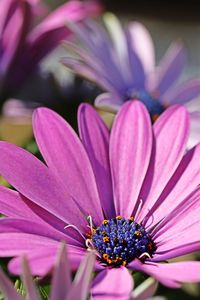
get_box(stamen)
[64,224,86,241]
[135,199,143,221]
[139,252,151,260]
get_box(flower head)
[0,243,95,300]
[0,0,101,102]
[0,101,200,297]
[62,13,200,147]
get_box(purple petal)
[130,260,200,288]
[144,142,200,228]
[127,22,155,75]
[0,267,22,300]
[91,267,134,299]
[110,101,152,217]
[65,251,96,300]
[0,141,87,230]
[33,107,103,225]
[162,79,200,105]
[149,41,187,96]
[22,257,41,300]
[50,244,71,300]
[138,105,189,224]
[78,103,115,219]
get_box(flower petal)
[33,107,103,225]
[187,111,200,149]
[78,103,115,218]
[50,244,71,300]
[0,267,22,300]
[91,267,134,300]
[8,244,86,276]
[95,93,123,113]
[0,141,87,230]
[127,22,155,75]
[110,100,152,217]
[150,41,187,96]
[65,251,96,300]
[22,257,41,300]
[138,105,189,223]
[162,79,200,105]
[144,142,200,227]
[130,260,200,288]
[132,277,158,300]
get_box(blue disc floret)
[91,216,156,267]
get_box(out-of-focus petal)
[187,111,200,148]
[110,101,152,217]
[78,104,115,218]
[22,257,41,300]
[91,267,133,300]
[149,41,187,96]
[50,244,71,300]
[132,277,158,300]
[0,267,22,300]
[65,251,96,300]
[95,93,123,113]
[128,22,155,75]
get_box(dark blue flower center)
[91,216,156,267]
[126,89,165,121]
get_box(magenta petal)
[145,142,200,227]
[110,100,152,217]
[138,105,189,224]
[0,141,87,230]
[91,267,134,300]
[33,107,103,225]
[150,41,187,96]
[9,245,85,276]
[130,260,200,288]
[78,103,115,218]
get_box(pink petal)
[110,100,152,217]
[78,103,115,218]
[187,111,200,149]
[91,267,134,300]
[150,41,187,96]
[128,22,155,75]
[50,244,71,300]
[144,142,200,227]
[130,260,200,288]
[138,105,189,224]
[33,108,103,225]
[9,244,86,276]
[0,141,87,230]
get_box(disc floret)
[91,216,156,267]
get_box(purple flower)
[0,101,200,297]
[0,0,101,101]
[62,14,200,147]
[0,243,95,300]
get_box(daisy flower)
[0,101,200,298]
[62,13,200,147]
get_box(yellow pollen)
[103,236,110,243]
[116,216,122,220]
[128,217,134,221]
[102,219,108,225]
[135,230,141,237]
[122,261,127,266]
[103,254,109,260]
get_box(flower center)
[126,89,165,121]
[91,216,156,267]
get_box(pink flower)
[0,101,200,298]
[0,0,101,100]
